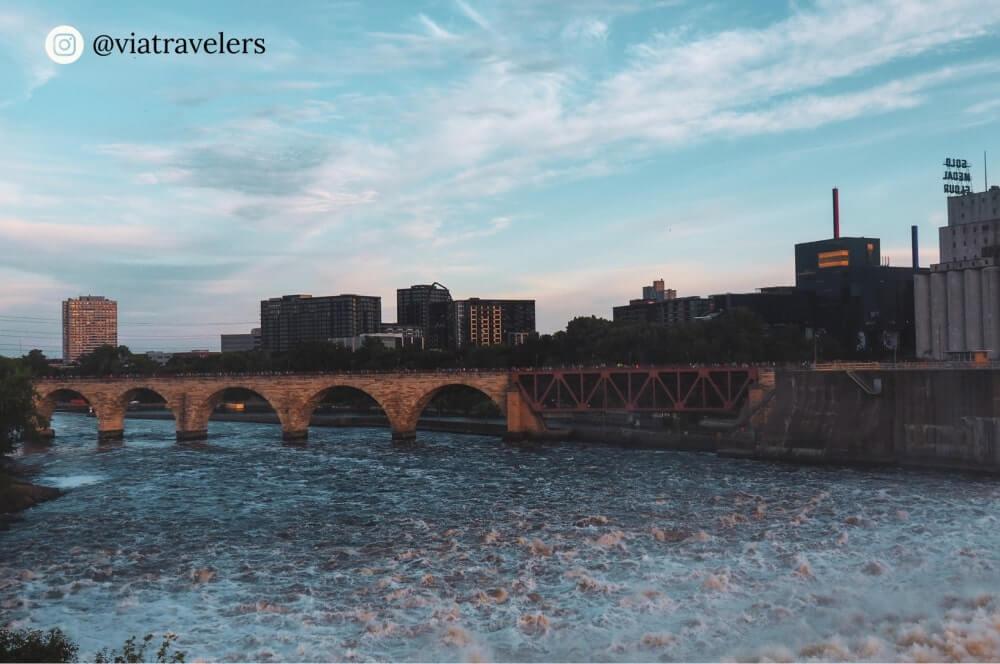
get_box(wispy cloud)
[455,0,493,33]
[0,9,57,106]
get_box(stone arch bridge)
[33,371,545,443]
[32,367,758,443]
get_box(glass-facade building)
[260,294,381,352]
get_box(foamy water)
[3,413,1000,661]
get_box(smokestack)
[911,225,919,270]
[832,187,840,239]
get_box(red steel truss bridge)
[512,366,759,414]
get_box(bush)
[0,627,78,663]
[0,629,185,663]
[95,634,185,663]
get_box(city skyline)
[2,0,1000,354]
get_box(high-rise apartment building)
[396,283,452,348]
[62,295,118,362]
[260,294,381,352]
[448,298,535,348]
[642,279,677,302]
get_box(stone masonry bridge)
[33,371,546,443]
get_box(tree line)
[25,311,820,378]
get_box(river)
[3,413,1000,661]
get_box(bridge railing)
[512,366,759,413]
[34,363,771,381]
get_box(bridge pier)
[391,430,417,446]
[176,429,208,442]
[505,389,548,439]
[98,428,124,443]
[282,429,309,443]
[31,428,55,442]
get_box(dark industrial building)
[448,298,536,348]
[793,236,919,354]
[616,189,923,358]
[396,283,452,349]
[709,288,810,327]
[260,294,381,352]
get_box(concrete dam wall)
[749,368,1000,472]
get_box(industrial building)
[619,189,921,358]
[260,294,381,352]
[709,287,810,327]
[62,295,117,363]
[915,186,1000,360]
[794,234,918,355]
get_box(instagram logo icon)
[45,25,84,64]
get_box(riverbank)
[0,467,62,521]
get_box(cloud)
[455,0,492,32]
[418,14,457,41]
[0,218,175,251]
[562,18,608,42]
[966,98,1000,115]
[5,0,1000,337]
[0,9,57,106]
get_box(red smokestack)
[832,187,840,239]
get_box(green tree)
[21,349,52,377]
[0,357,42,455]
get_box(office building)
[915,186,1000,359]
[221,328,262,353]
[260,294,381,352]
[449,298,536,348]
[396,283,452,347]
[62,295,117,363]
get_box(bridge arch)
[34,385,119,442]
[186,385,291,441]
[106,386,179,435]
[393,380,509,442]
[287,383,393,442]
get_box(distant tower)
[62,295,118,362]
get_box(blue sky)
[1,0,999,355]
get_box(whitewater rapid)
[2,413,1000,661]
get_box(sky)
[1,0,999,356]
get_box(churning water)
[3,413,1000,661]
